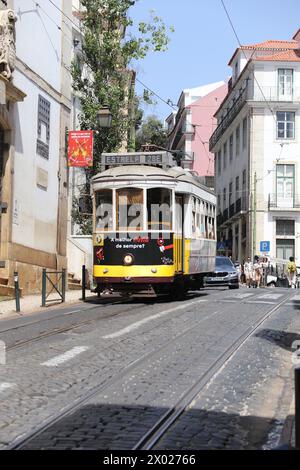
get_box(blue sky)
[129,0,300,120]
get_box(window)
[229,134,233,161]
[276,219,295,236]
[229,182,233,206]
[235,176,239,193]
[278,69,293,99]
[37,95,51,159]
[217,150,221,175]
[223,187,226,209]
[236,126,240,157]
[276,239,294,260]
[223,142,227,169]
[95,190,113,231]
[147,188,172,231]
[242,117,247,148]
[276,164,294,206]
[116,188,143,231]
[217,195,221,214]
[276,111,295,139]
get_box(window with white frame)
[242,117,247,149]
[223,142,227,169]
[217,150,221,175]
[276,111,295,139]
[278,69,293,99]
[229,134,233,161]
[276,219,295,260]
[236,125,240,157]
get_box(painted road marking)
[230,293,254,299]
[246,300,276,305]
[0,383,15,393]
[41,346,89,367]
[102,299,208,339]
[291,295,300,301]
[257,293,284,300]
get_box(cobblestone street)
[0,287,298,450]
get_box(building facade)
[0,0,71,294]
[210,29,300,264]
[166,82,227,178]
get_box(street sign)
[260,241,270,253]
[101,152,175,168]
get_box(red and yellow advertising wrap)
[68,130,94,167]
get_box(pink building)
[166,82,227,179]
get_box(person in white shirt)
[244,257,253,288]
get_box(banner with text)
[68,130,94,167]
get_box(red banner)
[68,130,94,167]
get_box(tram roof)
[92,165,215,195]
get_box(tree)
[135,115,167,151]
[71,0,173,233]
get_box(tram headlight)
[123,253,134,266]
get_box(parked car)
[204,256,239,289]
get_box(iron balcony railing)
[217,198,247,228]
[268,194,300,209]
[209,87,248,151]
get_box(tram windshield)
[116,188,143,231]
[147,188,172,231]
[95,190,113,231]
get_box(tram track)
[7,290,293,450]
[133,291,295,450]
[3,300,147,351]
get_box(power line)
[136,77,177,111]
[47,0,80,29]
[220,0,277,126]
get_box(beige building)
[210,28,300,264]
[0,0,72,295]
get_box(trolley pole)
[14,271,20,313]
[81,264,86,301]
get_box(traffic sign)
[260,241,270,253]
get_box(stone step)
[0,284,23,297]
[68,282,82,291]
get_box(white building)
[210,29,300,264]
[0,0,72,294]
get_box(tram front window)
[147,188,172,231]
[95,190,113,231]
[116,188,143,231]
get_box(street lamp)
[97,106,112,128]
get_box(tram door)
[175,195,184,273]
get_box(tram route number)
[103,454,196,467]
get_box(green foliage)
[135,115,167,151]
[71,0,173,233]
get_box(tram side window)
[147,188,172,230]
[95,190,113,231]
[116,188,143,231]
[192,197,196,235]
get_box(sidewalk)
[0,290,85,320]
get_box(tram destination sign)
[101,151,175,168]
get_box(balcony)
[268,194,300,210]
[252,86,300,103]
[209,87,247,151]
[217,198,248,228]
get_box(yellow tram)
[91,152,216,298]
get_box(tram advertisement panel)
[94,233,174,266]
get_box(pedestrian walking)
[286,256,297,288]
[253,255,263,288]
[244,257,253,288]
